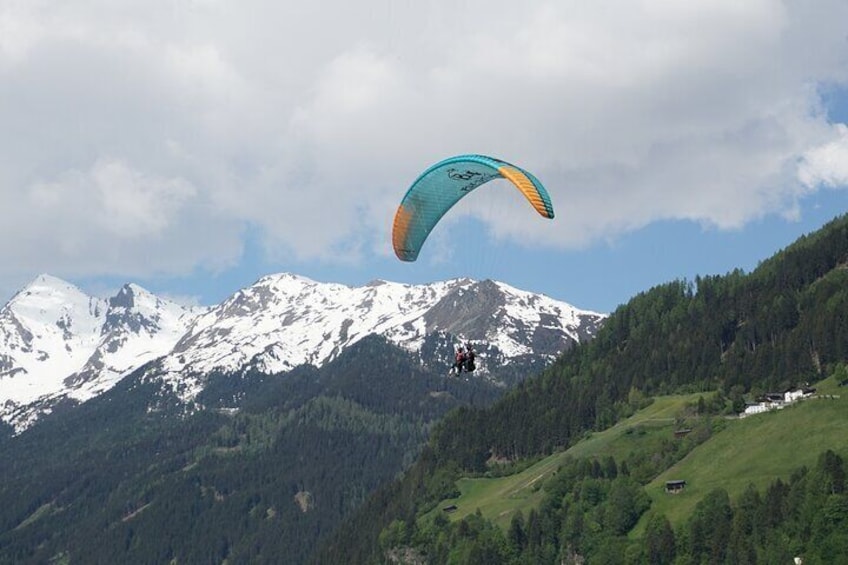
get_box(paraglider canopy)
[392,154,554,262]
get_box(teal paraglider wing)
[392,154,554,262]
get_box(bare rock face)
[294,491,315,513]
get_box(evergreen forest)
[0,336,502,564]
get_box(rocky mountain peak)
[109,284,137,309]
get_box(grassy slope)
[430,393,704,529]
[430,378,847,534]
[633,375,847,536]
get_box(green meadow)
[430,377,847,534]
[635,376,847,535]
[429,393,704,529]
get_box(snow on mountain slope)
[150,274,605,403]
[163,275,459,374]
[64,283,202,400]
[0,276,200,430]
[0,275,107,405]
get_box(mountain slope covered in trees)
[431,214,848,468]
[0,336,502,564]
[319,214,848,564]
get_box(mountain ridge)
[0,272,605,432]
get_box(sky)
[2,0,848,314]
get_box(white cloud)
[799,124,848,188]
[0,0,847,296]
[27,159,196,239]
[94,159,196,237]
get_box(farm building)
[665,480,686,493]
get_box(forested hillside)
[0,336,502,564]
[432,214,848,468]
[318,214,848,564]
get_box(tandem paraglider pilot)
[449,343,476,376]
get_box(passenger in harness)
[450,346,466,376]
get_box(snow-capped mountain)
[64,283,202,398]
[0,273,605,432]
[0,275,200,430]
[0,275,107,404]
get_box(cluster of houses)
[739,386,816,418]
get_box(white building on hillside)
[739,387,815,418]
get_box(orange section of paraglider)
[497,166,554,219]
[392,204,414,261]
